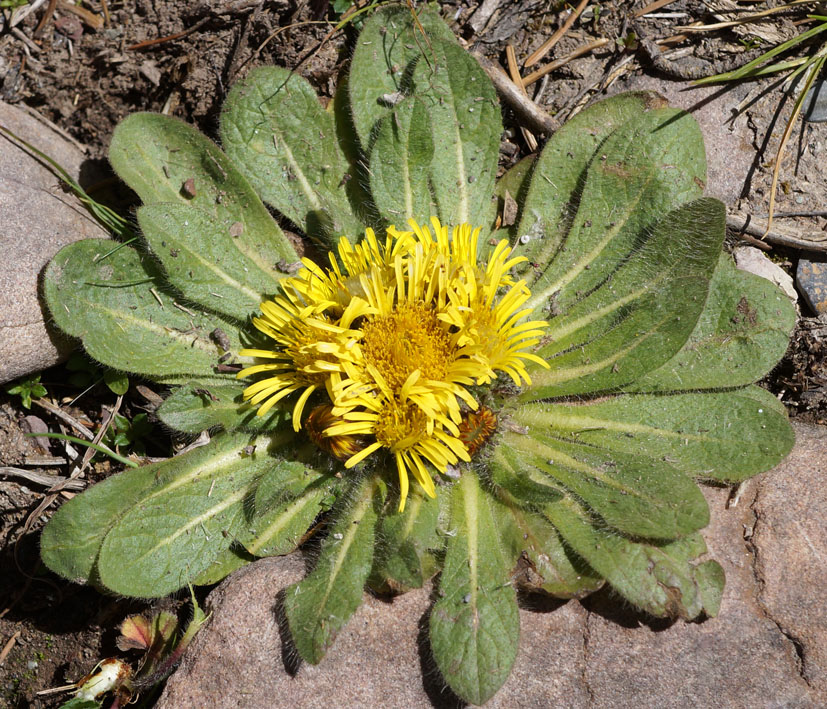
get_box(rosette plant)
[40,6,794,705]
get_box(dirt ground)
[1,1,825,706]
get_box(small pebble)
[796,258,827,314]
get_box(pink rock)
[0,101,110,385]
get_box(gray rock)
[796,258,827,315]
[0,101,110,385]
[157,422,826,708]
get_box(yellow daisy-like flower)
[238,218,549,510]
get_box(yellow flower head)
[238,218,548,510]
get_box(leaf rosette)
[40,7,794,705]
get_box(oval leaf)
[523,198,725,398]
[137,203,279,318]
[44,239,241,382]
[220,66,361,245]
[284,476,380,664]
[109,112,295,271]
[158,384,288,434]
[546,497,724,619]
[514,385,794,483]
[629,253,796,391]
[96,432,285,597]
[429,472,519,705]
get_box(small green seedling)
[6,373,47,409]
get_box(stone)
[157,422,826,708]
[796,258,827,315]
[733,245,798,304]
[804,79,827,123]
[0,101,110,385]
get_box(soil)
[1,1,825,706]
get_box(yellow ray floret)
[238,218,549,510]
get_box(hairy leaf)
[192,546,255,586]
[348,6,457,148]
[523,107,706,316]
[629,253,796,391]
[158,384,288,434]
[137,203,279,319]
[44,239,240,382]
[109,113,295,265]
[514,385,794,483]
[369,486,441,592]
[96,432,286,597]
[546,497,724,619]
[516,91,667,284]
[429,472,519,705]
[500,504,604,599]
[240,458,334,557]
[497,429,709,540]
[409,37,501,231]
[284,476,380,664]
[523,198,724,398]
[369,97,434,224]
[41,465,161,584]
[220,66,361,245]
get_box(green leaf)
[103,369,129,395]
[239,458,334,557]
[191,545,255,586]
[41,464,161,584]
[629,253,796,391]
[348,6,458,149]
[488,437,565,506]
[522,198,724,399]
[369,486,441,592]
[109,113,296,266]
[44,239,241,382]
[95,432,288,597]
[158,384,288,434]
[284,475,380,664]
[429,472,519,705]
[546,497,724,619]
[515,91,666,285]
[408,37,501,231]
[496,429,709,540]
[513,385,794,483]
[137,204,279,319]
[369,97,435,224]
[220,66,361,245]
[523,106,707,315]
[498,504,604,599]
[59,698,102,709]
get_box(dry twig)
[728,213,827,252]
[473,52,558,135]
[505,44,538,151]
[0,467,86,491]
[523,38,611,87]
[524,0,589,67]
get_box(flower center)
[361,301,453,390]
[374,398,428,451]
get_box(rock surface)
[0,101,110,385]
[796,258,827,315]
[157,422,825,709]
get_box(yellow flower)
[238,218,548,510]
